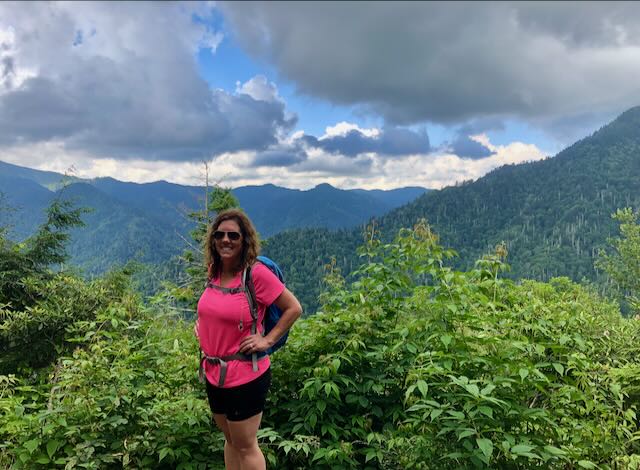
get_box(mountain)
[0,174,54,237]
[0,160,428,274]
[0,160,83,190]
[263,106,640,312]
[238,183,419,234]
[58,183,186,273]
[351,186,430,208]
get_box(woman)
[195,209,302,470]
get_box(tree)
[165,183,240,311]
[0,198,86,310]
[596,207,640,315]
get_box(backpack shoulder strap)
[243,264,260,371]
[243,265,259,326]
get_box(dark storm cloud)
[449,135,494,160]
[291,154,374,176]
[0,2,295,161]
[250,148,307,167]
[303,127,430,157]
[221,2,640,133]
[1,56,14,88]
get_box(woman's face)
[214,219,243,268]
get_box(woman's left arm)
[239,288,302,354]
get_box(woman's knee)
[229,438,259,456]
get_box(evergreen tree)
[0,198,86,310]
[165,184,240,312]
[596,207,640,315]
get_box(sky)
[1,1,640,190]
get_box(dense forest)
[1,184,639,468]
[0,160,425,277]
[265,106,640,313]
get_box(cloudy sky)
[1,1,639,190]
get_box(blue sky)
[0,2,638,189]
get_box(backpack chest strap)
[206,282,245,295]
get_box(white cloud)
[1,127,547,191]
[322,121,380,139]
[235,75,281,103]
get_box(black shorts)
[205,368,272,422]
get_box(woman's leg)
[226,412,265,470]
[212,413,241,470]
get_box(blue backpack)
[245,255,288,355]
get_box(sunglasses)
[213,230,242,241]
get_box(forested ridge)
[1,195,639,468]
[0,159,426,277]
[265,106,640,313]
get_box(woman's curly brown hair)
[204,209,260,279]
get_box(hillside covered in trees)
[265,106,640,313]
[0,160,426,276]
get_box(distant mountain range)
[0,160,427,273]
[5,103,639,313]
[264,106,640,311]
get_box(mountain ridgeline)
[264,107,640,311]
[2,107,639,313]
[0,160,426,275]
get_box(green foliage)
[597,208,640,315]
[260,221,640,468]
[0,202,225,467]
[2,213,640,469]
[1,296,224,469]
[0,270,135,373]
[0,198,86,311]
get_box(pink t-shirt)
[197,263,285,388]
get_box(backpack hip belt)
[199,351,267,387]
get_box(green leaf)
[476,438,494,460]
[316,400,326,413]
[465,384,480,397]
[552,363,564,375]
[457,429,476,440]
[511,444,535,455]
[159,447,171,462]
[480,384,496,396]
[543,445,566,456]
[365,450,376,463]
[578,461,597,469]
[447,410,465,419]
[24,439,39,454]
[440,334,452,347]
[519,368,529,380]
[46,439,61,459]
[417,380,428,397]
[477,406,493,418]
